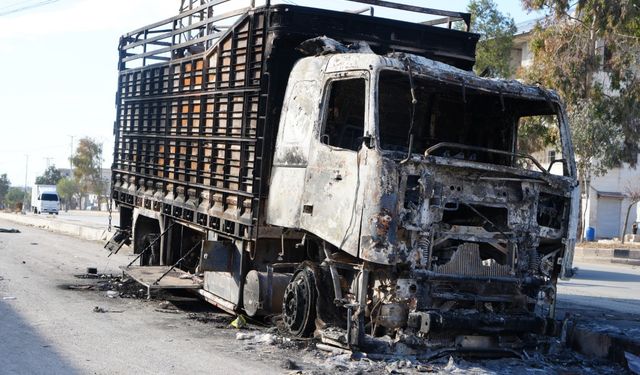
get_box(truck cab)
[268,48,578,345]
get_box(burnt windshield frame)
[376,69,567,171]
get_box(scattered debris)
[235,332,277,345]
[2,296,16,300]
[230,315,247,329]
[30,242,38,245]
[186,312,233,328]
[280,358,298,370]
[316,343,351,355]
[155,308,182,314]
[0,228,20,233]
[106,290,119,298]
[67,284,95,290]
[235,332,254,340]
[86,267,98,275]
[93,306,124,313]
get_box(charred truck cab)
[110,1,578,354]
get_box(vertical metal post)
[23,155,28,213]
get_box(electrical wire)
[0,0,59,17]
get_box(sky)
[0,0,539,187]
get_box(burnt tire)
[282,267,317,337]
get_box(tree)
[621,181,640,244]
[466,0,517,78]
[521,0,640,167]
[57,177,80,211]
[520,0,640,234]
[5,187,25,211]
[0,173,9,207]
[35,165,63,185]
[70,137,103,209]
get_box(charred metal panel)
[203,240,243,307]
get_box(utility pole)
[44,157,54,169]
[68,135,74,176]
[23,155,29,213]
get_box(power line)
[0,0,59,17]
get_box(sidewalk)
[574,246,640,266]
[0,211,114,241]
[557,303,640,372]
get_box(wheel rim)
[282,268,316,337]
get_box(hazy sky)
[0,0,538,186]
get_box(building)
[511,20,640,240]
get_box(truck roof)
[119,2,480,72]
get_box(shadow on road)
[0,299,80,375]
[568,267,640,283]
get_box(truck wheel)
[282,267,317,337]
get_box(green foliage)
[520,0,640,172]
[467,0,517,78]
[57,177,80,209]
[57,177,80,200]
[35,166,63,185]
[570,98,624,176]
[0,173,9,204]
[518,115,560,156]
[71,137,103,196]
[5,187,25,209]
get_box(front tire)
[282,267,317,337]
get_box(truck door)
[300,73,370,257]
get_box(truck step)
[121,266,203,299]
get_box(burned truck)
[108,0,579,353]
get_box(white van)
[31,185,60,214]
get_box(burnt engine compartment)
[344,163,574,350]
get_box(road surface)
[557,261,640,315]
[0,218,631,374]
[28,210,120,228]
[0,218,305,375]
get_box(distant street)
[557,261,640,315]
[28,210,120,228]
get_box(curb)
[574,247,640,266]
[0,213,109,242]
[567,320,640,372]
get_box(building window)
[547,150,556,163]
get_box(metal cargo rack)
[111,0,478,245]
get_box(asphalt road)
[0,219,298,375]
[28,210,120,228]
[0,218,633,374]
[557,261,640,315]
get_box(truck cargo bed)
[111,2,478,243]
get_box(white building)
[512,20,640,239]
